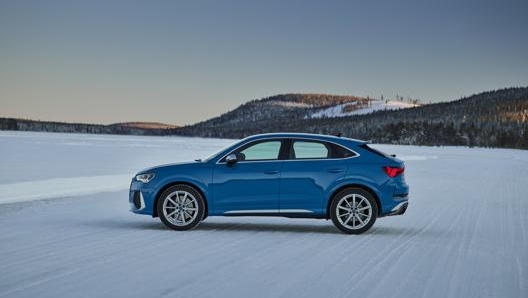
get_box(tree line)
[2,87,527,149]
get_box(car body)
[129,133,409,234]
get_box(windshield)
[201,139,239,162]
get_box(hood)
[136,160,201,175]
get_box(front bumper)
[129,179,157,215]
[130,191,146,211]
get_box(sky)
[1,0,527,126]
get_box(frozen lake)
[0,131,233,204]
[0,131,527,298]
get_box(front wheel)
[330,188,378,234]
[157,185,205,231]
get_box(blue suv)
[129,133,409,234]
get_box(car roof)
[241,132,367,146]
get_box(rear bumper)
[386,201,408,216]
[377,177,409,216]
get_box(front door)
[212,139,284,214]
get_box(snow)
[0,131,527,298]
[310,100,418,118]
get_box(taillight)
[383,166,404,178]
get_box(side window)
[290,140,356,159]
[292,141,329,159]
[329,143,356,158]
[238,141,281,161]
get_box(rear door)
[279,139,353,215]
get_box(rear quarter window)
[360,144,390,158]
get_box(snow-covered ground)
[311,100,418,118]
[0,131,527,298]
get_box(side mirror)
[225,153,238,166]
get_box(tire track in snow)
[0,219,233,298]
[1,145,528,298]
[371,196,466,298]
[335,193,461,298]
[387,197,468,298]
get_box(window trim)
[216,137,360,164]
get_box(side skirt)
[222,209,324,219]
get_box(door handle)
[264,170,279,175]
[327,168,344,173]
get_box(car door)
[212,139,285,214]
[279,139,352,215]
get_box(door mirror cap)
[226,153,238,166]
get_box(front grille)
[133,191,141,209]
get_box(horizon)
[1,0,527,125]
[1,86,526,126]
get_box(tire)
[330,188,378,234]
[157,184,205,231]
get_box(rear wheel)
[157,185,205,231]
[330,188,378,234]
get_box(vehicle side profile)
[129,133,409,234]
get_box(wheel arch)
[153,181,209,219]
[326,184,381,219]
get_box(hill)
[173,87,528,149]
[185,94,371,128]
[174,94,415,136]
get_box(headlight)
[135,173,155,183]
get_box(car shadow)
[83,217,343,234]
[195,221,341,234]
[83,217,423,236]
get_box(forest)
[174,87,528,149]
